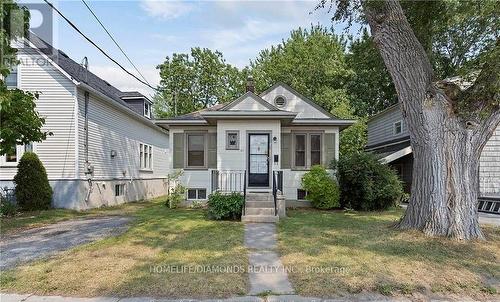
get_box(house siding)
[367,106,409,147]
[76,88,169,180]
[480,126,500,197]
[0,48,77,180]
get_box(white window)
[5,66,18,89]
[394,120,403,135]
[187,188,207,200]
[139,143,153,170]
[186,133,206,168]
[115,184,125,196]
[144,102,151,118]
[0,145,24,166]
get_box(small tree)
[13,152,52,210]
[302,165,340,209]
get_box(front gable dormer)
[260,83,333,119]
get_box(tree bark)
[362,0,499,240]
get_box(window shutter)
[173,133,184,168]
[324,133,336,167]
[207,133,217,168]
[281,133,291,169]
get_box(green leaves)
[154,48,246,118]
[301,165,340,209]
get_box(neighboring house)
[0,33,169,210]
[156,81,355,221]
[366,103,500,213]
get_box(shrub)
[0,195,18,217]
[13,152,53,211]
[165,184,185,209]
[335,152,403,211]
[207,191,244,220]
[301,165,340,209]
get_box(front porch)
[210,169,285,222]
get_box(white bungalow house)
[156,81,355,222]
[0,33,170,210]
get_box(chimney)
[246,76,255,93]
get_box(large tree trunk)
[362,0,499,240]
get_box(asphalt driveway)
[0,216,132,270]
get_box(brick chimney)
[246,76,255,93]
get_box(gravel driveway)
[0,216,132,270]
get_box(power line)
[80,0,151,86]
[42,0,159,92]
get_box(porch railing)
[272,170,283,216]
[211,170,247,215]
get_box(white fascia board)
[200,111,297,118]
[380,146,413,164]
[291,119,357,125]
[154,119,208,126]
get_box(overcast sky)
[22,0,359,96]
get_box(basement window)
[115,184,125,197]
[187,188,207,200]
[297,189,308,201]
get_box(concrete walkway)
[244,223,294,295]
[0,216,132,270]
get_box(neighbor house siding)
[367,106,409,147]
[76,88,169,180]
[0,48,77,180]
[480,126,500,197]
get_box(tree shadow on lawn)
[278,209,500,297]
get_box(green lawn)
[0,201,151,235]
[278,208,500,299]
[0,199,248,298]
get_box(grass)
[0,201,149,235]
[0,199,248,298]
[278,208,500,299]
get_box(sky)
[21,0,359,97]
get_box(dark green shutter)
[325,133,336,167]
[207,133,217,168]
[173,133,184,168]
[281,133,291,169]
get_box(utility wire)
[80,0,151,86]
[42,0,159,92]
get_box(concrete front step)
[242,215,279,223]
[245,208,275,215]
[246,193,273,202]
[245,201,275,208]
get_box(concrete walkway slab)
[244,223,294,295]
[244,223,277,250]
[0,216,132,270]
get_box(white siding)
[77,89,169,180]
[260,85,330,119]
[229,96,270,111]
[480,126,500,196]
[0,49,77,180]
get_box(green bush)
[13,152,53,211]
[207,191,244,220]
[0,195,18,217]
[301,165,340,209]
[165,184,185,209]
[335,152,403,211]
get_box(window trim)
[144,102,151,118]
[225,130,240,150]
[139,143,153,171]
[291,132,324,170]
[5,65,19,89]
[0,145,24,167]
[115,183,125,197]
[186,188,207,200]
[184,132,208,169]
[297,189,308,201]
[393,120,403,135]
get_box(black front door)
[248,133,270,187]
